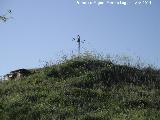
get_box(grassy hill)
[0,54,160,120]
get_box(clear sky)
[0,0,160,76]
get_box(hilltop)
[0,54,160,120]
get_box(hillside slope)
[0,55,160,120]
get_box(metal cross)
[72,35,85,55]
[0,10,12,22]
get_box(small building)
[3,74,13,80]
[3,69,31,80]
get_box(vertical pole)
[78,41,80,55]
[77,35,80,55]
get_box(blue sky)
[0,0,160,76]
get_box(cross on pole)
[0,10,12,22]
[72,35,85,55]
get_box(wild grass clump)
[0,52,160,120]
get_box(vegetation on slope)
[0,54,160,120]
